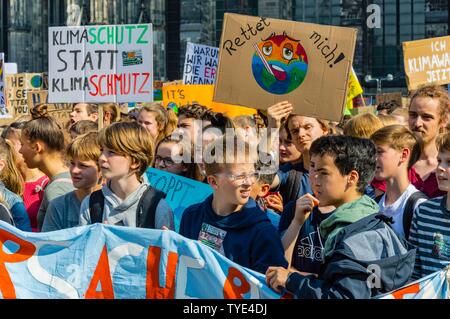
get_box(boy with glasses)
[179,134,287,274]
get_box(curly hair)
[310,135,376,194]
[409,84,449,123]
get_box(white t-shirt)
[378,184,428,239]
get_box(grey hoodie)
[79,182,174,230]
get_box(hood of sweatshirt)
[201,194,271,231]
[319,195,380,256]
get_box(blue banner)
[144,168,213,232]
[0,221,282,299]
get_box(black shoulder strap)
[0,203,14,226]
[279,170,302,203]
[89,190,105,224]
[403,191,428,240]
[374,193,384,203]
[136,186,166,229]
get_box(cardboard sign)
[0,53,7,119]
[48,24,153,103]
[183,42,219,84]
[163,84,257,117]
[5,73,44,117]
[27,90,72,126]
[213,13,357,122]
[403,35,450,90]
[376,92,403,107]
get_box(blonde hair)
[0,138,24,196]
[343,113,383,138]
[378,114,400,127]
[139,102,176,143]
[102,103,120,123]
[98,122,154,177]
[371,125,421,169]
[436,132,450,153]
[409,84,449,123]
[67,131,101,165]
[204,134,256,176]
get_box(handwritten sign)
[5,73,44,117]
[48,24,153,103]
[183,42,219,84]
[403,35,450,90]
[213,13,358,122]
[163,84,257,117]
[27,90,72,126]
[144,168,213,232]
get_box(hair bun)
[30,104,49,120]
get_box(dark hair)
[178,103,214,121]
[1,121,26,139]
[310,135,376,194]
[203,113,235,135]
[69,120,98,136]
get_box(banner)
[145,168,213,232]
[0,53,7,118]
[376,92,403,107]
[163,84,257,117]
[5,73,44,117]
[403,35,450,90]
[183,42,219,85]
[0,221,281,299]
[378,267,449,299]
[213,13,357,122]
[48,24,153,103]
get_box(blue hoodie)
[179,195,288,274]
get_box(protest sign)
[403,35,450,90]
[163,84,257,117]
[0,53,8,119]
[48,24,153,103]
[0,221,281,299]
[144,168,213,232]
[4,63,17,75]
[376,92,403,107]
[183,42,219,84]
[213,13,357,122]
[5,73,44,117]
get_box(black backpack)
[0,203,14,226]
[375,191,428,239]
[89,186,166,229]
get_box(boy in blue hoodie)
[179,134,287,274]
[266,135,415,298]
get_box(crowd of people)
[0,83,449,299]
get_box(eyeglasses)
[155,155,176,167]
[215,172,260,184]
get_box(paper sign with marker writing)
[183,42,219,84]
[48,24,153,103]
[163,84,257,117]
[213,13,357,122]
[403,35,450,90]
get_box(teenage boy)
[371,125,428,240]
[179,134,287,274]
[408,84,449,198]
[266,135,415,299]
[79,122,174,230]
[42,132,102,231]
[410,132,450,279]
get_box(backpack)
[278,170,302,204]
[375,191,428,239]
[0,203,14,226]
[89,186,166,229]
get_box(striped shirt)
[409,195,450,279]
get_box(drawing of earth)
[252,33,308,95]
